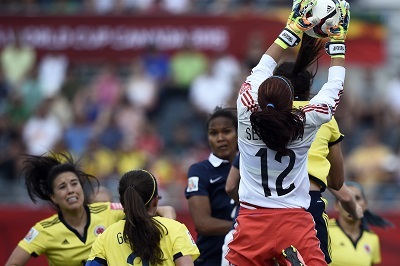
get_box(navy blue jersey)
[232,154,240,169]
[185,153,236,266]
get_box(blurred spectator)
[242,33,264,72]
[0,69,10,113]
[64,112,93,156]
[0,114,22,182]
[141,44,170,85]
[19,68,44,114]
[169,40,208,93]
[162,0,192,14]
[115,146,148,176]
[114,96,147,149]
[60,67,81,103]
[49,94,74,128]
[4,92,31,130]
[81,138,116,181]
[212,51,241,86]
[98,110,124,150]
[135,123,164,159]
[91,64,122,108]
[346,130,396,196]
[22,98,63,155]
[189,60,232,116]
[384,69,400,116]
[0,29,36,88]
[125,59,159,116]
[38,53,68,98]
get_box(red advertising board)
[0,14,386,65]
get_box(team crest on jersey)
[24,227,39,243]
[187,230,196,245]
[186,177,199,192]
[110,202,123,210]
[94,226,106,236]
[364,244,371,254]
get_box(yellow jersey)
[18,202,125,266]
[87,216,200,265]
[328,219,381,266]
[294,101,344,191]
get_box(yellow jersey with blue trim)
[18,202,125,266]
[87,216,200,265]
[328,219,381,266]
[294,101,344,191]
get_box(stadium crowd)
[0,0,399,214]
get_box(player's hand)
[276,0,320,48]
[326,0,350,42]
[348,203,364,220]
[289,0,320,34]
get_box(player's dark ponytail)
[274,34,325,100]
[250,76,305,155]
[119,170,166,265]
[22,152,98,210]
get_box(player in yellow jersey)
[329,181,392,266]
[86,169,200,266]
[5,152,176,266]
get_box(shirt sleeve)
[107,202,125,225]
[304,66,345,127]
[87,229,107,262]
[185,163,210,198]
[171,222,200,262]
[372,234,381,265]
[327,117,344,145]
[237,54,277,115]
[18,223,47,256]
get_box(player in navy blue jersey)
[185,106,238,266]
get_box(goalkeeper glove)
[275,0,320,49]
[325,0,350,58]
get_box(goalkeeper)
[224,0,351,265]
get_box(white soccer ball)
[305,0,340,38]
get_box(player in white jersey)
[225,0,350,265]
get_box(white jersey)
[237,54,344,209]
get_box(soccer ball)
[305,0,340,38]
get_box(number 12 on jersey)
[255,148,296,197]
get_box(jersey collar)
[208,153,229,167]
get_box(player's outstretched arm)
[268,0,320,62]
[5,246,31,266]
[326,142,345,190]
[329,184,363,220]
[326,0,350,67]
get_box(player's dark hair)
[206,106,238,133]
[119,170,166,265]
[345,181,394,230]
[274,34,325,100]
[22,152,98,210]
[250,76,305,155]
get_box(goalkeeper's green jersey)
[294,100,344,191]
[18,202,125,266]
[87,216,200,265]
